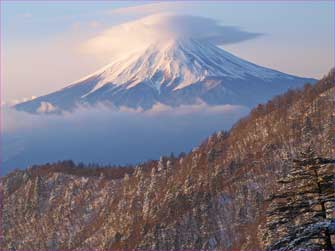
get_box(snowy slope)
[15,38,315,113]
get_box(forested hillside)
[1,70,333,250]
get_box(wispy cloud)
[109,2,185,16]
[2,96,37,107]
[20,12,33,19]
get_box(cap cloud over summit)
[81,14,262,58]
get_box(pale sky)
[1,1,334,105]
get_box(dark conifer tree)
[264,147,334,250]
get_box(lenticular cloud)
[81,14,261,59]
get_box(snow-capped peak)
[15,36,313,114]
[78,38,289,98]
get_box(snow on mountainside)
[79,39,289,93]
[3,71,333,250]
[15,38,315,113]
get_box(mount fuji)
[15,38,315,113]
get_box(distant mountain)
[2,70,333,249]
[15,38,315,113]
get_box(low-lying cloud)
[2,104,249,175]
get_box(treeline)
[27,160,134,180]
[254,69,333,117]
[234,69,334,130]
[26,152,183,180]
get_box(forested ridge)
[1,70,333,250]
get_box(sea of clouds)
[2,103,249,175]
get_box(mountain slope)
[15,39,315,113]
[2,70,333,249]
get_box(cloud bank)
[2,104,249,175]
[81,14,262,59]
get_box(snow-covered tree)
[264,147,334,250]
